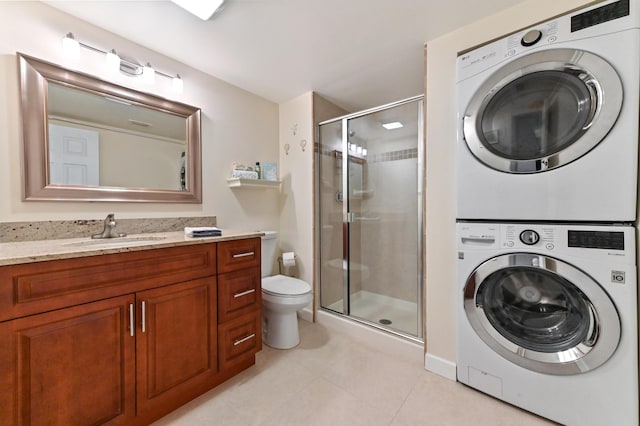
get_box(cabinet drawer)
[0,243,217,322]
[218,267,261,323]
[217,238,261,274]
[218,311,262,371]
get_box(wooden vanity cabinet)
[0,238,262,426]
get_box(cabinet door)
[0,295,135,426]
[136,277,218,417]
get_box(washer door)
[464,253,621,375]
[463,48,622,173]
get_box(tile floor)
[152,320,554,426]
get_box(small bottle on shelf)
[255,162,261,179]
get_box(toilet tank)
[261,231,278,278]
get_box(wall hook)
[300,139,307,152]
[291,124,298,136]
[284,143,290,155]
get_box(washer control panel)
[502,225,555,250]
[457,222,635,264]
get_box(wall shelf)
[227,178,281,189]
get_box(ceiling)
[45,0,528,112]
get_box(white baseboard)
[297,307,313,323]
[425,352,457,381]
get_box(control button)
[521,29,542,47]
[520,230,540,245]
[548,35,557,43]
[545,243,555,250]
[507,49,516,57]
[506,241,515,247]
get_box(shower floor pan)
[325,290,419,337]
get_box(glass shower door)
[318,96,423,340]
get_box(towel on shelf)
[184,226,222,238]
[231,170,259,179]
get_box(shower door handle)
[346,212,356,223]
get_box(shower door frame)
[317,94,425,342]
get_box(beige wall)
[424,0,591,373]
[0,1,280,233]
[278,92,314,289]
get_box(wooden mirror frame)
[18,53,202,203]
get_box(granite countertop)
[0,230,263,266]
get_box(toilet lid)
[262,275,311,296]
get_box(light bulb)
[172,74,184,93]
[356,146,363,154]
[105,49,120,73]
[142,62,155,84]
[362,148,368,156]
[62,33,80,59]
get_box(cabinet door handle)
[233,251,254,258]
[141,301,146,333]
[129,303,135,337]
[233,333,256,346]
[234,288,256,298]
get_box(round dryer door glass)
[464,253,621,375]
[481,71,593,160]
[463,48,622,173]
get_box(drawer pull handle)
[129,303,135,337]
[141,301,146,333]
[233,251,255,259]
[233,333,256,346]
[234,289,256,298]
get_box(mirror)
[18,53,202,203]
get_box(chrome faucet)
[91,213,127,239]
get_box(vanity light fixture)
[172,74,184,93]
[382,121,403,130]
[60,32,184,93]
[62,32,80,59]
[171,0,225,20]
[105,49,121,73]
[142,62,156,84]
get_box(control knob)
[521,29,542,47]
[520,230,540,245]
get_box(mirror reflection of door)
[48,124,99,186]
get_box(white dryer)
[456,221,638,425]
[456,0,640,221]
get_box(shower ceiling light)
[382,121,403,130]
[171,0,225,20]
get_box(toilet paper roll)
[282,251,296,268]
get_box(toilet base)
[262,309,300,349]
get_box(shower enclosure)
[317,96,423,341]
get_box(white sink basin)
[65,235,168,249]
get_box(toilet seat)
[262,274,311,296]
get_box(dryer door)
[464,253,621,375]
[463,48,622,173]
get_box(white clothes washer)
[456,221,638,425]
[456,0,640,221]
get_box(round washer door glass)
[464,253,621,375]
[463,48,622,173]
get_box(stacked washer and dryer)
[455,1,639,424]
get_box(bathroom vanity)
[0,233,262,425]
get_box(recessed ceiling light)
[382,121,403,130]
[171,0,224,20]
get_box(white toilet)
[261,231,312,349]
